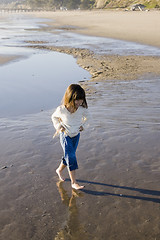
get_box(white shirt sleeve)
[51,106,62,131]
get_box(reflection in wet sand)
[55,181,91,240]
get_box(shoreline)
[1,45,160,87]
[25,44,160,92]
[29,10,160,48]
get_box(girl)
[51,84,89,190]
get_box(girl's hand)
[60,126,65,132]
[53,124,65,139]
[79,126,84,132]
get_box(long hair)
[62,84,88,110]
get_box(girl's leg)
[72,133,80,152]
[60,132,84,189]
[68,170,84,190]
[60,133,79,171]
[56,161,66,181]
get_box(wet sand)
[1,11,160,240]
[0,55,20,65]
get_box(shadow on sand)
[73,179,160,204]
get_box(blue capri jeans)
[60,132,80,171]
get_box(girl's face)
[75,99,83,109]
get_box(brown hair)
[62,84,88,110]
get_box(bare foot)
[56,169,65,182]
[71,183,84,190]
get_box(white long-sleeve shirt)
[51,105,89,137]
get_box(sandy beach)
[31,10,160,48]
[0,10,160,240]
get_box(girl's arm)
[51,114,61,131]
[51,107,65,137]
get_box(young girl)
[51,84,89,190]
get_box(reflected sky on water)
[0,51,90,118]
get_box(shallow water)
[0,50,90,117]
[0,13,51,55]
[44,31,160,56]
[0,14,91,117]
